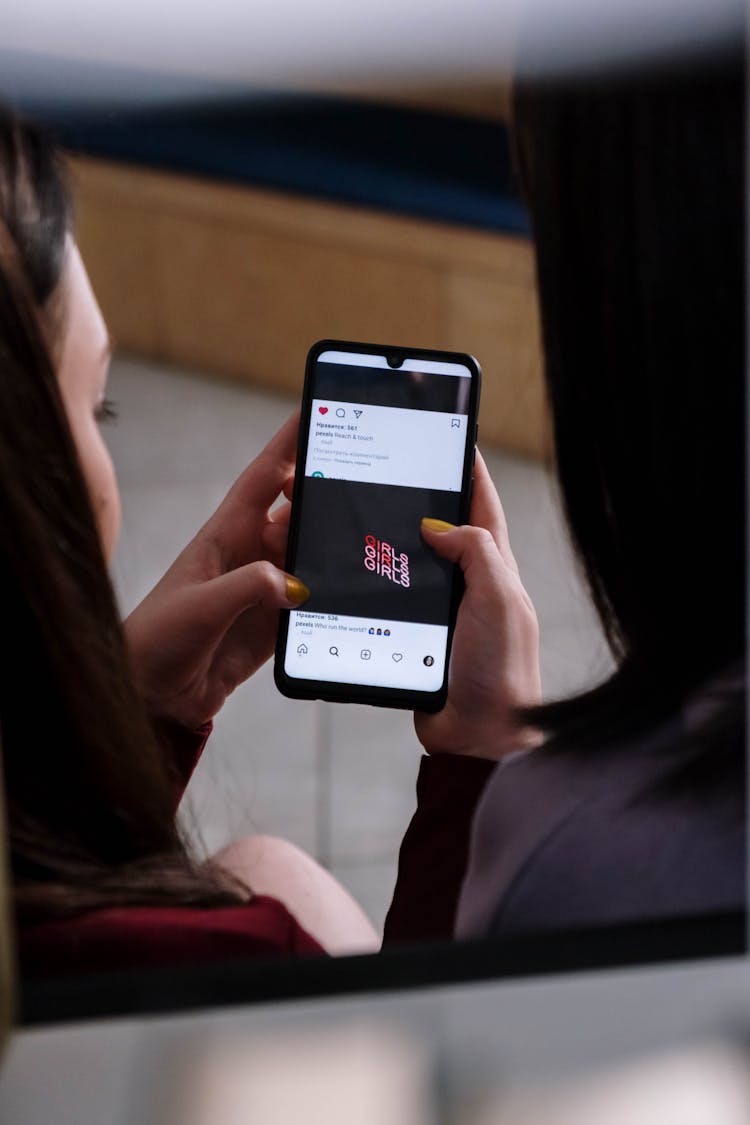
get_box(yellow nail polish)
[421,517,456,533]
[285,575,311,605]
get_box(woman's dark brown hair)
[512,45,745,747]
[0,108,245,920]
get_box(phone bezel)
[274,338,482,711]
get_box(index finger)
[221,411,300,517]
[470,449,520,576]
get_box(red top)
[20,897,323,975]
[383,754,496,944]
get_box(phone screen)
[280,346,478,701]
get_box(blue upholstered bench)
[39,94,529,238]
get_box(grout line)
[314,702,334,868]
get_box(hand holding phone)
[415,449,543,758]
[125,414,306,728]
[275,340,481,711]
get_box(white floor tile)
[481,448,597,632]
[328,704,422,866]
[329,860,400,938]
[112,482,228,613]
[540,621,615,701]
[106,356,294,488]
[179,665,322,858]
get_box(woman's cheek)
[91,438,121,563]
[74,415,122,563]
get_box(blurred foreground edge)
[20,909,745,1026]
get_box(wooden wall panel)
[444,269,549,459]
[70,156,547,458]
[313,80,513,121]
[72,179,163,357]
[154,214,442,399]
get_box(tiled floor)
[107,355,611,932]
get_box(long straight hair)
[0,110,245,920]
[512,46,745,744]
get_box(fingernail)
[285,575,311,605]
[421,517,456,533]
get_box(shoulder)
[495,754,743,934]
[457,689,745,938]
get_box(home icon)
[297,644,309,655]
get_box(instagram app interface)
[285,350,473,692]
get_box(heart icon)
[392,652,403,663]
[318,406,329,415]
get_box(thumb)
[420,517,506,588]
[200,561,310,624]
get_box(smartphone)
[274,340,481,711]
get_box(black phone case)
[274,339,481,711]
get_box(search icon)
[329,646,339,657]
